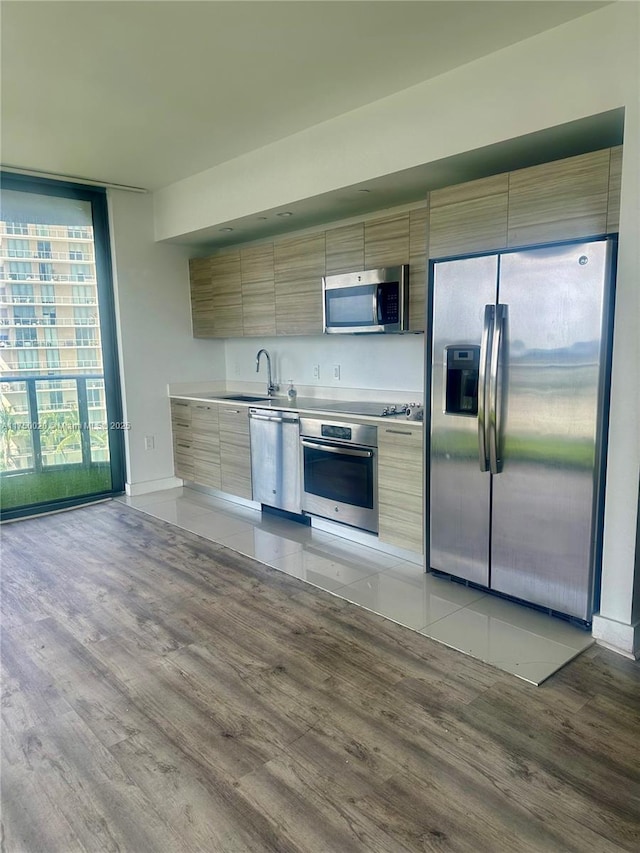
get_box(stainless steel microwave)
[322,265,409,334]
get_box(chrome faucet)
[256,348,278,397]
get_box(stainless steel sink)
[216,394,273,403]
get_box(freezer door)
[430,254,498,585]
[491,240,611,620]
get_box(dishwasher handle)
[249,412,299,425]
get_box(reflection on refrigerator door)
[428,237,615,623]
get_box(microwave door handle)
[372,287,379,324]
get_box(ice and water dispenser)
[444,346,480,415]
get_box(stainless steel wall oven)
[300,418,378,533]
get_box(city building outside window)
[17,350,38,370]
[7,239,29,258]
[8,262,32,280]
[13,305,36,325]
[6,222,28,235]
[45,349,61,369]
[10,283,34,302]
[39,263,54,281]
[40,284,55,303]
[36,241,52,259]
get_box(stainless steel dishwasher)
[249,407,301,513]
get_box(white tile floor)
[117,487,593,685]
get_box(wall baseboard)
[125,476,183,497]
[591,613,640,659]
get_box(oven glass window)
[303,444,374,509]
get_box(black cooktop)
[294,398,409,417]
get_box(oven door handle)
[301,439,374,459]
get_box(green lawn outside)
[0,466,113,511]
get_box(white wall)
[108,190,226,493]
[225,334,424,398]
[148,3,639,651]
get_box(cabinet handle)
[174,420,190,428]
[176,442,191,449]
[385,428,413,435]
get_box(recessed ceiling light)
[257,216,268,221]
[277,212,293,217]
[357,189,371,194]
[220,227,234,232]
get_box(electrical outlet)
[144,435,155,451]
[333,364,341,380]
[312,364,320,380]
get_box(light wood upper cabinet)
[606,145,623,234]
[189,257,214,338]
[274,233,325,336]
[219,405,252,500]
[378,423,424,554]
[209,250,243,338]
[240,243,276,337]
[507,149,610,247]
[325,223,365,275]
[429,174,509,259]
[408,206,429,333]
[364,214,410,269]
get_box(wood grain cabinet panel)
[219,405,252,499]
[606,145,623,234]
[408,206,429,333]
[208,250,243,338]
[429,174,509,259]
[189,257,215,338]
[325,223,365,275]
[364,214,410,269]
[241,243,276,337]
[507,149,610,247]
[170,399,194,480]
[274,233,325,336]
[190,402,221,489]
[378,424,424,553]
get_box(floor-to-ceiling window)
[0,174,125,517]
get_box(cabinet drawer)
[378,425,424,553]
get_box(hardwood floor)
[1,501,639,852]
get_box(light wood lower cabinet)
[170,399,194,481]
[219,405,252,500]
[171,400,252,501]
[378,424,424,554]
[190,402,221,489]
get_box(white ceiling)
[1,1,611,194]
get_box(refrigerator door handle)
[488,303,506,475]
[478,304,494,472]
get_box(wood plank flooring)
[1,501,639,852]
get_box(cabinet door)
[219,406,252,499]
[364,214,410,269]
[378,424,424,553]
[170,399,193,480]
[189,257,215,338]
[325,223,364,275]
[191,402,221,489]
[241,243,276,337]
[606,146,623,234]
[209,250,243,338]
[507,149,610,247]
[274,233,325,336]
[408,206,429,333]
[429,174,508,259]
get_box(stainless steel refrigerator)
[428,237,615,623]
